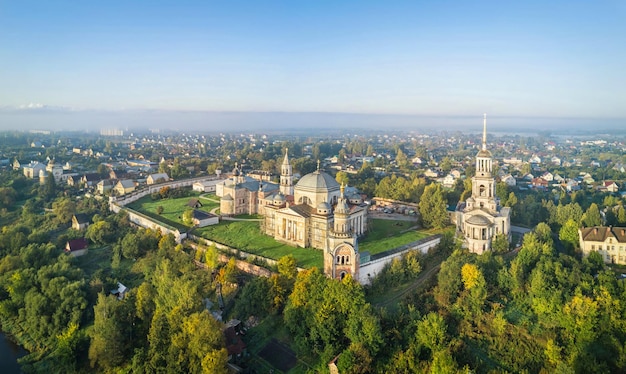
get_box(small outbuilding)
[72,213,90,230]
[192,210,219,227]
[65,238,88,257]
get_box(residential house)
[65,238,88,257]
[529,155,542,164]
[449,169,462,179]
[146,173,169,185]
[541,171,554,182]
[81,173,101,188]
[579,226,626,265]
[72,213,90,230]
[581,173,595,184]
[613,163,626,173]
[441,174,456,188]
[565,179,581,192]
[551,156,562,166]
[114,180,136,196]
[531,177,549,189]
[23,161,46,179]
[603,181,620,193]
[12,159,22,170]
[411,156,424,165]
[424,168,439,178]
[553,174,565,183]
[501,174,516,187]
[96,179,115,195]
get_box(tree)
[156,205,164,215]
[336,171,350,186]
[581,203,602,227]
[492,234,510,253]
[617,205,626,225]
[52,198,76,224]
[396,149,409,169]
[418,183,448,229]
[86,220,115,245]
[277,255,298,281]
[416,312,448,353]
[182,208,194,225]
[205,245,219,270]
[534,222,553,244]
[559,219,580,249]
[89,294,127,370]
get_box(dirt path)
[373,260,442,309]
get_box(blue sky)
[1,1,625,130]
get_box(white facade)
[455,114,511,254]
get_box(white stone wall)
[358,236,441,285]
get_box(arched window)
[479,185,486,196]
[340,271,347,280]
[346,256,350,264]
[336,256,340,264]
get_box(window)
[591,245,595,250]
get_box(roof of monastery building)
[295,170,340,192]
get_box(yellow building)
[579,226,626,265]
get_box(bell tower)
[467,114,498,213]
[280,148,294,196]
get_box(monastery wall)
[358,235,442,285]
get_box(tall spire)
[482,113,487,151]
[282,148,289,165]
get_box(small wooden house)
[65,238,88,257]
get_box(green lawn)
[126,193,220,230]
[359,219,431,255]
[195,221,323,269]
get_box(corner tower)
[325,183,359,280]
[280,148,294,196]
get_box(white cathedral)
[218,150,369,280]
[454,114,511,254]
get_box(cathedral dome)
[295,171,340,193]
[466,214,491,226]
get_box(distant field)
[359,219,431,255]
[195,220,323,269]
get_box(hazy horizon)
[1,1,625,132]
[0,109,624,136]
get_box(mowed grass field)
[195,221,324,269]
[126,192,220,230]
[359,219,430,255]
